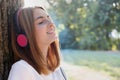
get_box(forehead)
[33,8,48,20]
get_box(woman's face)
[33,8,58,46]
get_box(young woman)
[8,6,67,80]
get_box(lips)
[47,30,55,34]
[47,30,58,40]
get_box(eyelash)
[38,21,43,24]
[38,16,51,25]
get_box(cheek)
[35,24,47,36]
[35,26,48,42]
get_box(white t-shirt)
[8,60,66,80]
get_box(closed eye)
[37,15,51,25]
[37,19,45,25]
[38,21,43,24]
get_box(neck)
[39,45,49,58]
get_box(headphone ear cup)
[17,34,28,47]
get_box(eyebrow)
[35,16,44,21]
[35,15,49,21]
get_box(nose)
[47,20,55,31]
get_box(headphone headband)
[14,9,22,33]
[14,8,28,47]
[16,9,22,29]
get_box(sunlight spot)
[77,8,81,12]
[83,3,88,7]
[113,3,116,7]
[76,37,80,42]
[58,24,65,32]
[66,0,72,4]
[112,44,117,51]
[70,25,74,29]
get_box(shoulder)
[11,60,33,73]
[12,59,32,70]
[8,60,35,80]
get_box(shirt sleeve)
[8,62,35,80]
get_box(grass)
[61,49,120,80]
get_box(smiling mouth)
[47,30,55,34]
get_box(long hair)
[11,7,60,75]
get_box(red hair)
[11,7,60,74]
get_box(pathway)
[62,62,113,80]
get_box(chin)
[47,35,58,44]
[50,38,57,44]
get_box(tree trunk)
[0,0,24,80]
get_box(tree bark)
[0,0,24,80]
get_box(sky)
[24,0,49,8]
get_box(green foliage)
[47,0,120,50]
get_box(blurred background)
[24,0,120,80]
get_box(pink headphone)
[14,9,28,47]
